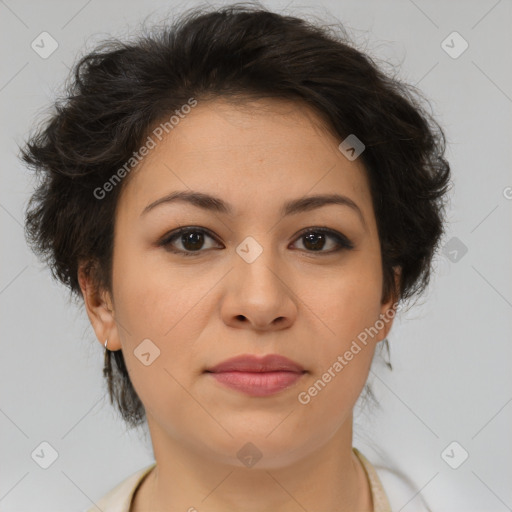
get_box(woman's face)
[89,97,397,468]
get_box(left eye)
[290,227,354,253]
[159,226,354,256]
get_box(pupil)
[179,231,327,252]
[183,231,204,251]
[304,232,325,251]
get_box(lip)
[205,354,306,397]
[207,354,305,373]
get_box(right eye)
[159,227,224,256]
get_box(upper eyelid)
[160,226,352,249]
[161,226,221,243]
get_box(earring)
[103,338,112,374]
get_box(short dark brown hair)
[21,3,451,428]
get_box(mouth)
[204,354,306,397]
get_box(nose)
[220,246,298,332]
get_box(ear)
[376,266,401,343]
[78,263,121,351]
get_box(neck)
[132,412,373,512]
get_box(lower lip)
[208,371,305,397]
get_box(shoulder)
[355,448,432,512]
[373,464,432,512]
[83,463,156,512]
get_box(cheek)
[110,252,212,427]
[110,242,220,403]
[295,254,383,406]
[112,235,211,339]
[305,252,383,347]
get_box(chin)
[192,424,318,470]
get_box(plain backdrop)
[1,0,511,510]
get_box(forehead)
[118,97,374,224]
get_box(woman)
[21,4,451,511]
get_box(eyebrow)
[141,190,366,228]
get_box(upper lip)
[206,354,305,373]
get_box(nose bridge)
[221,234,297,330]
[235,234,285,297]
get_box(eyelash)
[158,226,354,257]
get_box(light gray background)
[1,0,511,510]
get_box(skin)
[79,97,399,511]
